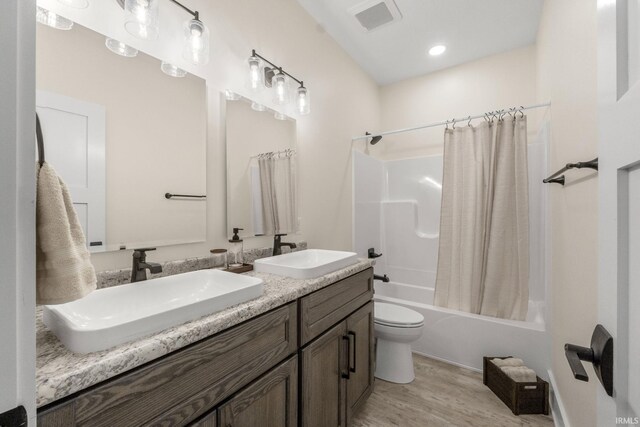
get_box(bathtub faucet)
[374,274,390,283]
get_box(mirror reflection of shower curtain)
[434,117,529,321]
[254,153,299,235]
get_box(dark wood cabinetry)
[300,301,374,427]
[38,268,374,427]
[218,356,297,427]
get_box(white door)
[36,90,107,252]
[598,0,640,424]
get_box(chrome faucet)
[272,234,297,256]
[131,248,163,282]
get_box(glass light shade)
[36,7,73,30]
[161,61,187,78]
[274,112,287,121]
[57,0,89,8]
[272,72,289,105]
[225,90,241,101]
[105,38,138,57]
[251,102,266,112]
[247,55,263,93]
[296,86,310,115]
[124,0,159,40]
[183,19,210,65]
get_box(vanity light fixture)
[57,0,89,8]
[121,0,210,65]
[36,6,74,30]
[105,38,139,57]
[160,61,187,77]
[274,111,287,121]
[124,0,160,40]
[247,50,311,115]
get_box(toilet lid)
[374,302,424,327]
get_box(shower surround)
[352,136,549,375]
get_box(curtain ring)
[452,118,456,129]
[445,120,449,130]
[467,115,472,127]
[518,106,525,118]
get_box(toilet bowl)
[374,302,424,384]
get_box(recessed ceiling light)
[428,45,446,56]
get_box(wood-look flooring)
[352,354,554,427]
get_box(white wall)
[37,0,381,271]
[377,45,539,160]
[537,0,600,425]
[0,0,36,423]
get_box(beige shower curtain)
[258,153,299,235]
[434,116,529,321]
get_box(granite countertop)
[36,259,373,408]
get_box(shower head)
[366,132,383,145]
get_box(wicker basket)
[483,356,549,416]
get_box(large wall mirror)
[36,22,207,252]
[225,95,299,240]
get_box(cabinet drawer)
[299,268,373,345]
[40,303,297,427]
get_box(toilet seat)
[374,302,424,328]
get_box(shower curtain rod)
[351,102,551,141]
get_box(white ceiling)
[296,0,544,85]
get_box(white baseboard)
[548,369,569,427]
[411,350,482,373]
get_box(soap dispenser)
[228,228,244,268]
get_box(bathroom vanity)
[37,265,374,427]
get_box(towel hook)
[36,113,45,167]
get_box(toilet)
[374,302,424,384]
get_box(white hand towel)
[491,357,524,368]
[36,162,96,305]
[500,366,537,383]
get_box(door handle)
[564,324,613,396]
[348,331,357,374]
[341,335,351,379]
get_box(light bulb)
[36,6,74,30]
[161,61,187,78]
[124,0,159,40]
[105,38,138,57]
[296,86,310,115]
[183,19,209,65]
[247,55,263,92]
[272,72,289,105]
[428,45,446,56]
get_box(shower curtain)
[434,116,529,321]
[257,153,299,235]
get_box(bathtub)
[374,278,548,377]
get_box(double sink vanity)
[37,250,374,427]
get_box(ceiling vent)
[349,0,402,32]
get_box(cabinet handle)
[341,335,351,379]
[348,331,357,374]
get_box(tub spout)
[374,274,390,283]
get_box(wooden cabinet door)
[301,322,348,427]
[218,356,297,427]
[345,302,375,424]
[191,410,216,427]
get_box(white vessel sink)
[254,249,358,279]
[43,269,263,353]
